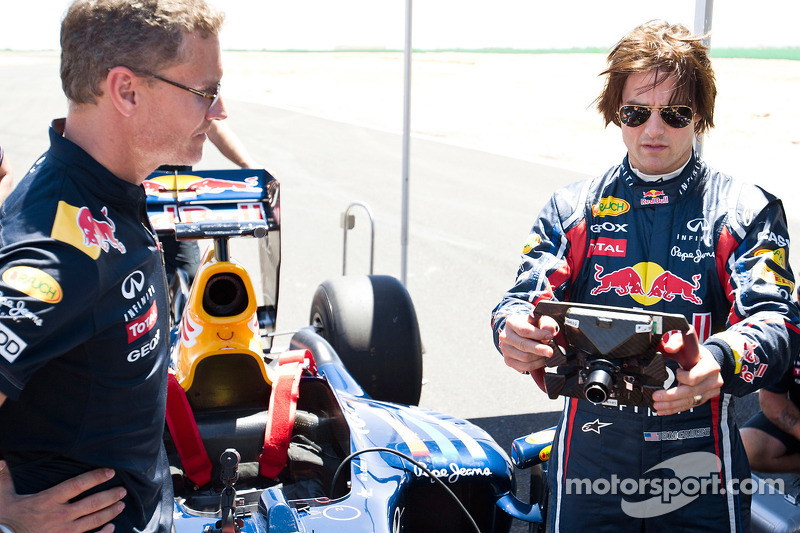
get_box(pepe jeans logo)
[565,451,782,518]
[413,463,491,484]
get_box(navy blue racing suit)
[491,153,800,532]
[0,120,172,532]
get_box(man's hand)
[499,313,559,374]
[0,460,126,533]
[651,331,723,416]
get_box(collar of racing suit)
[621,152,703,209]
[630,156,691,182]
[47,119,145,208]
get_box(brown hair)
[61,0,225,104]
[595,20,716,135]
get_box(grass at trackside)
[5,47,799,61]
[707,48,800,60]
[237,47,800,61]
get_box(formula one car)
[144,169,539,532]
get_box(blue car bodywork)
[145,169,534,532]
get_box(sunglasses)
[108,66,221,109]
[618,105,694,129]
[149,73,221,110]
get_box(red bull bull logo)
[143,175,261,197]
[76,206,126,254]
[640,189,669,206]
[185,176,261,194]
[591,262,703,306]
[647,271,702,304]
[142,180,170,195]
[591,264,645,296]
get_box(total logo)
[126,301,158,343]
[588,237,627,257]
[591,262,702,306]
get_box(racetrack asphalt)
[0,50,797,531]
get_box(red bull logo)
[76,206,126,254]
[591,264,645,296]
[640,189,669,206]
[647,271,701,304]
[185,176,260,194]
[143,175,261,196]
[142,180,169,195]
[591,262,703,306]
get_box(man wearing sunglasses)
[0,1,225,532]
[492,20,799,532]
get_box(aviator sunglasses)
[618,104,694,129]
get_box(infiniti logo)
[686,218,708,233]
[684,218,713,247]
[121,271,145,299]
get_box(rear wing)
[144,168,280,238]
[144,168,281,338]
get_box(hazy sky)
[0,0,797,51]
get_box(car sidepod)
[253,386,514,532]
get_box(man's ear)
[105,67,140,117]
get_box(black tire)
[309,275,423,406]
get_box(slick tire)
[310,275,423,406]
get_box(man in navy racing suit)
[491,20,800,532]
[0,1,226,531]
